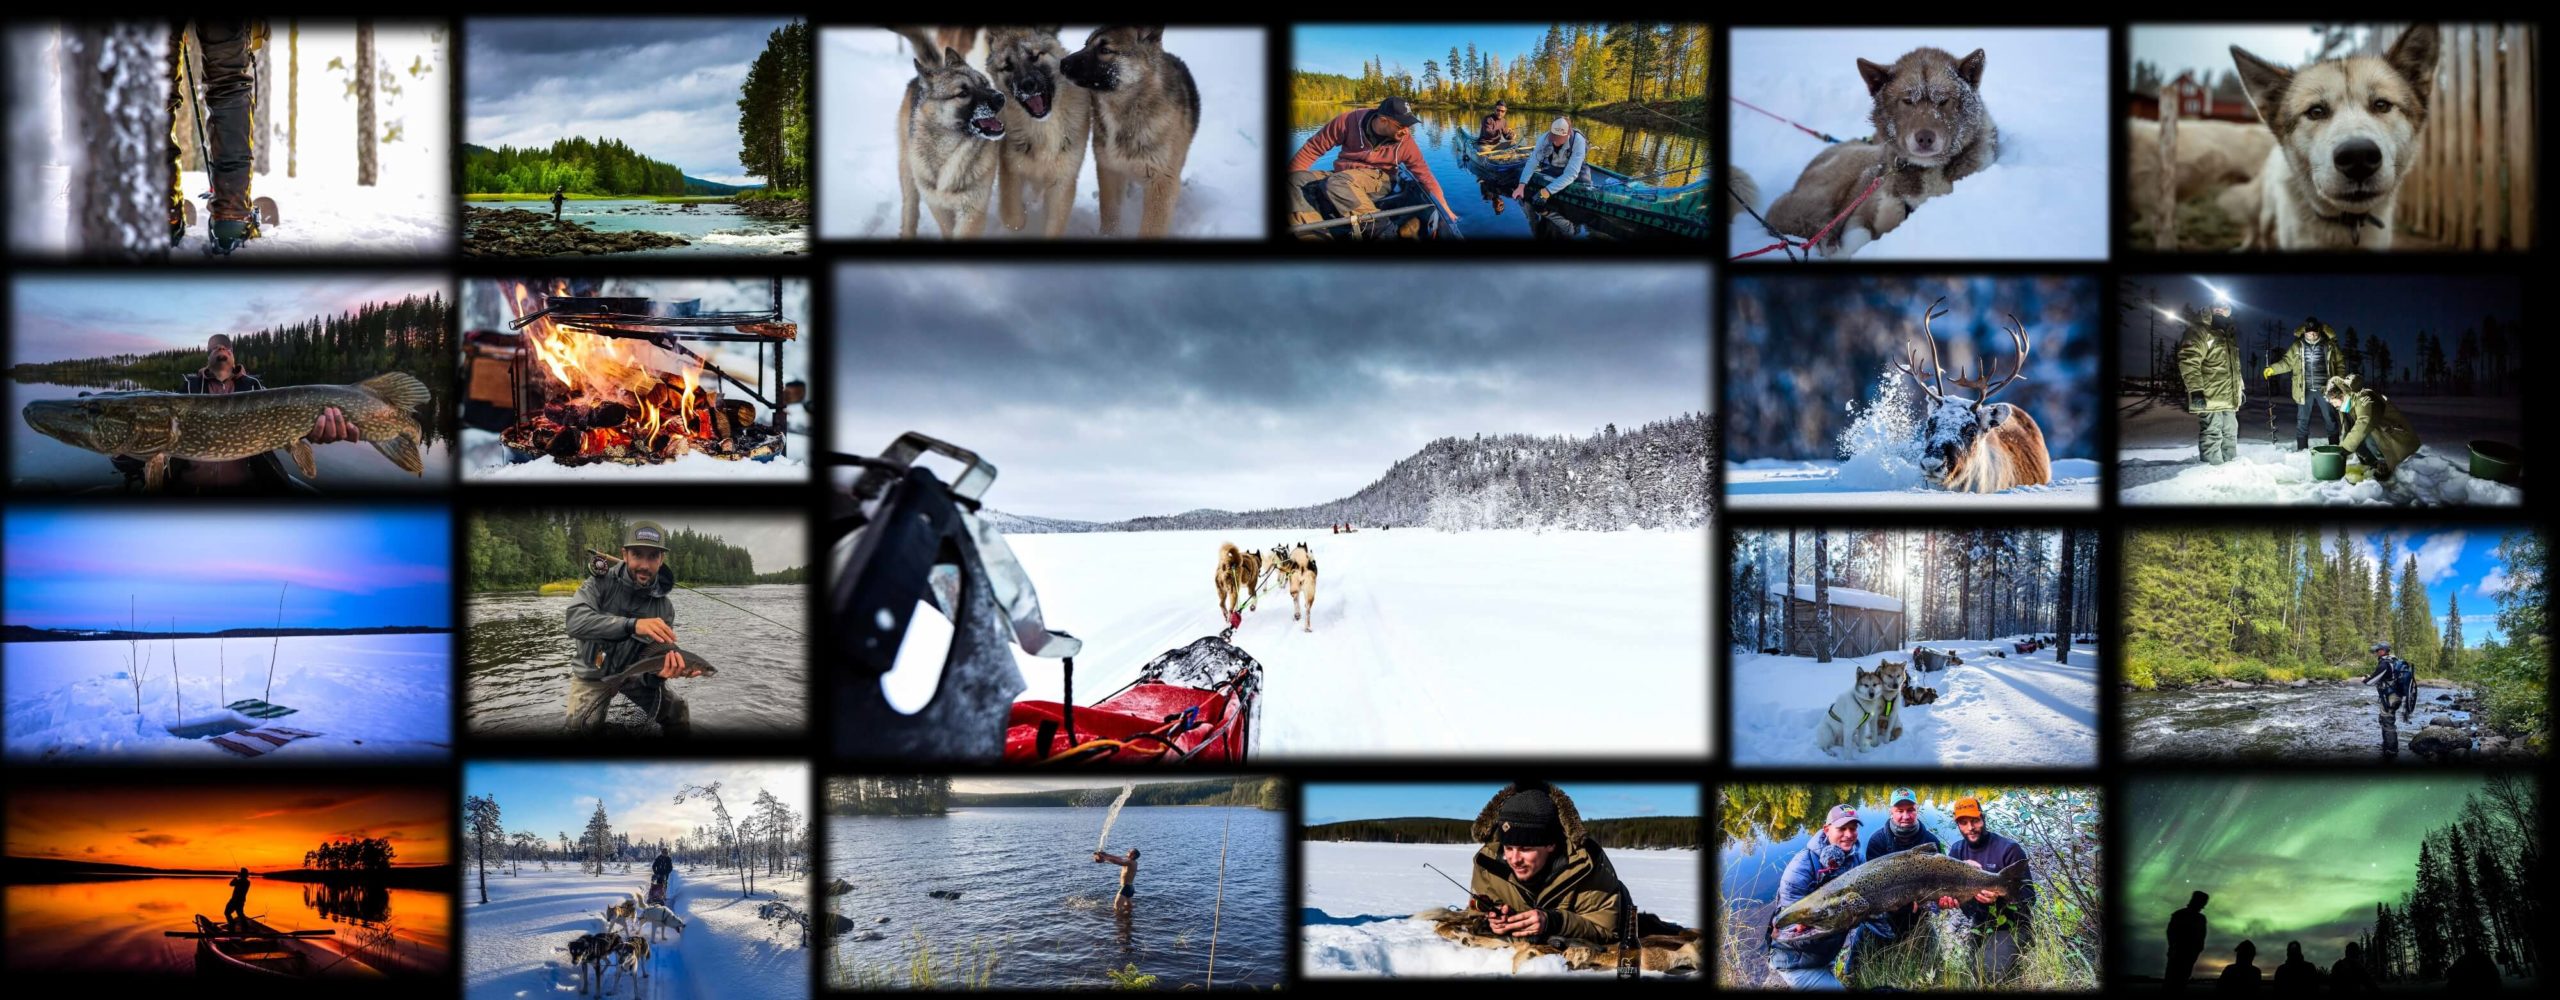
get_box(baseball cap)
[1550,117,1572,136]
[208,333,234,351]
[623,520,670,551]
[1951,797,1984,820]
[1824,805,1860,830]
[1892,788,1918,807]
[1375,96,1419,128]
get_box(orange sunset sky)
[8,787,449,872]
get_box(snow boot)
[208,216,253,255]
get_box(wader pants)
[566,667,693,737]
[2198,411,2238,464]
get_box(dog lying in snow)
[1901,680,1943,705]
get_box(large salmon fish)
[22,373,432,491]
[1767,842,2026,943]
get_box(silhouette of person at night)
[2216,939,2263,993]
[2165,891,2210,991]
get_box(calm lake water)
[1287,102,1710,239]
[464,200,809,256]
[5,875,451,976]
[466,585,806,738]
[826,807,1285,990]
[9,379,451,493]
[2124,681,2471,763]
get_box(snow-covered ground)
[2117,394,2524,507]
[1728,28,2108,260]
[464,867,806,1000]
[3,633,450,762]
[459,423,810,483]
[12,23,452,258]
[1730,637,2098,766]
[819,27,1265,239]
[897,528,1710,758]
[1727,457,2100,509]
[1301,840,1699,978]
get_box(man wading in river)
[565,521,708,737]
[1092,847,1140,915]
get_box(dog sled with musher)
[828,432,1263,765]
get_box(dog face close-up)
[915,46,1007,140]
[988,26,1068,120]
[2231,25,2438,210]
[1061,25,1164,92]
[1856,46,1990,167]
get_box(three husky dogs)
[1212,540,1318,632]
[895,26,1198,237]
[1767,46,1998,256]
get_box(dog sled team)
[894,25,1199,238]
[566,855,688,996]
[1214,540,1319,633]
[1816,649,1968,757]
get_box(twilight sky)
[463,760,808,850]
[5,509,450,631]
[832,263,1711,523]
[2117,274,2521,371]
[10,273,446,364]
[2124,775,2487,978]
[8,785,450,871]
[466,18,793,185]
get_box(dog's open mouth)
[1016,86,1053,119]
[969,107,1007,139]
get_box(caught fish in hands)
[22,373,432,492]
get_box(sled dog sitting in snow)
[635,903,686,940]
[1872,657,1911,744]
[1911,645,1964,672]
[1059,26,1200,237]
[1816,664,1892,756]
[1268,542,1318,632]
[1214,541,1263,614]
[1766,46,1998,256]
[1894,298,2053,493]
[895,27,1007,238]
[987,26,1094,236]
[2229,24,2439,250]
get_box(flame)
[494,279,733,463]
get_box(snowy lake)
[465,866,805,1000]
[2124,680,2476,763]
[886,527,1711,758]
[4,633,451,763]
[9,379,453,493]
[826,807,1285,990]
[466,585,805,739]
[1729,637,2100,767]
[1300,840,1698,977]
[463,200,808,255]
[1287,103,1710,240]
[6,874,451,976]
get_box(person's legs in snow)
[193,20,258,247]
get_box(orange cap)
[1952,797,1984,820]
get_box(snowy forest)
[465,509,805,591]
[2355,774,2539,985]
[1291,22,1709,112]
[463,781,805,905]
[2122,526,2545,741]
[993,413,1713,533]
[1728,527,2098,659]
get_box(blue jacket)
[1770,838,1857,970]
[1944,830,2035,926]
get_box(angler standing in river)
[565,521,709,737]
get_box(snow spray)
[1832,366,1925,490]
[1095,781,1136,851]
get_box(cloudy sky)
[833,264,1711,523]
[624,509,804,574]
[2328,525,2528,646]
[6,509,450,631]
[466,18,793,185]
[11,273,445,364]
[465,760,808,849]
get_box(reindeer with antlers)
[1893,297,2054,493]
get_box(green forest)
[736,20,812,199]
[1292,23,1709,112]
[463,137,693,197]
[2124,526,2546,744]
[467,509,803,591]
[825,777,1283,816]
[1306,815,1699,851]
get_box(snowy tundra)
[1730,637,2099,767]
[1301,840,1699,978]
[820,27,1265,239]
[1728,28,2107,260]
[2117,394,2523,507]
[465,867,806,1000]
[887,527,1710,757]
[4,633,449,763]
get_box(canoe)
[192,914,383,980]
[1457,128,1712,239]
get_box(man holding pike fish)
[104,333,359,493]
[564,521,711,737]
[1768,798,2032,989]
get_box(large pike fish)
[1767,843,2025,943]
[22,373,432,491]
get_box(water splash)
[1833,364,1925,490]
[1095,781,1136,852]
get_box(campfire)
[483,280,798,466]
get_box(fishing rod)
[1422,862,1497,910]
[587,548,804,636]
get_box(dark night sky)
[2117,275,2520,368]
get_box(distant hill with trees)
[1306,815,1701,850]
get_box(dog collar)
[2319,210,2387,246]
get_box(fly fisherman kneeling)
[565,521,708,737]
[1468,783,1627,947]
[2362,641,2417,755]
[1933,797,2035,985]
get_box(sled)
[647,875,669,907]
[1004,636,1263,764]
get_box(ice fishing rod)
[1422,862,1498,910]
[588,548,804,636]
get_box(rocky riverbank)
[735,197,810,221]
[462,205,689,257]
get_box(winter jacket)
[1865,819,1943,862]
[566,562,678,680]
[2272,944,2322,994]
[2178,315,2245,413]
[2217,960,2265,992]
[2264,331,2335,405]
[1288,108,1449,207]
[1770,837,1860,970]
[1943,829,2035,927]
[2167,906,2208,955]
[1467,782,1627,944]
[2333,388,2421,466]
[2361,655,2416,692]
[652,854,673,880]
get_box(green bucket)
[2309,445,2349,481]
[2469,440,2523,484]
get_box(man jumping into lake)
[1092,847,1139,915]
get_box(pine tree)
[2440,591,2463,673]
[2410,838,2448,980]
[465,793,501,903]
[1814,529,1832,663]
[584,801,613,877]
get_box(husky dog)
[613,934,653,987]
[1268,542,1318,632]
[1901,680,1943,705]
[894,28,1007,239]
[603,898,637,934]
[1060,26,1200,237]
[2229,25,2438,250]
[1872,658,1911,744]
[1815,664,1891,756]
[1214,542,1262,617]
[984,26,1094,236]
[634,903,686,941]
[1767,46,1997,256]
[1911,645,1963,673]
[568,930,621,995]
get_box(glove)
[2262,366,2276,378]
[2188,391,2207,411]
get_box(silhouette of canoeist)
[2270,940,2321,994]
[223,866,251,926]
[2445,946,2500,991]
[2165,891,2210,991]
[2216,939,2263,993]
[2327,941,2377,995]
